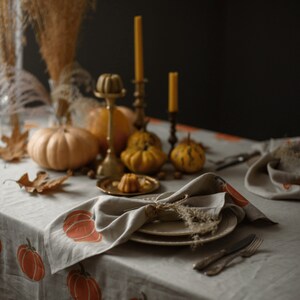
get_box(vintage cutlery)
[213,151,260,171]
[193,233,256,271]
[203,235,263,276]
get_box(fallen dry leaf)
[0,123,29,161]
[6,170,72,193]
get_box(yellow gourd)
[121,145,167,175]
[27,126,99,171]
[127,123,162,149]
[170,134,205,174]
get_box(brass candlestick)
[168,111,178,157]
[94,74,126,179]
[132,79,147,130]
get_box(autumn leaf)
[5,170,72,193]
[0,123,29,162]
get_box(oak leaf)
[7,170,72,193]
[0,123,29,161]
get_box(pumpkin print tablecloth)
[1,118,300,300]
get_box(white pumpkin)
[27,126,99,171]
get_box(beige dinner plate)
[130,210,237,246]
[96,175,160,196]
[138,215,222,236]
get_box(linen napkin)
[44,172,273,274]
[245,138,300,200]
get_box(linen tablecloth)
[1,118,300,300]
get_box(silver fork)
[203,236,263,276]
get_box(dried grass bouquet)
[0,0,50,128]
[21,0,96,124]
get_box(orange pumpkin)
[67,263,102,300]
[63,210,102,242]
[17,238,45,281]
[86,106,133,156]
[116,105,136,126]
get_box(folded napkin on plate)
[245,138,300,200]
[44,172,274,274]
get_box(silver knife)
[193,234,256,271]
[214,151,260,171]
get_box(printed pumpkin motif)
[67,263,102,300]
[17,238,45,281]
[63,210,102,242]
[222,183,249,207]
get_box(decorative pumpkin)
[127,123,162,149]
[63,210,102,243]
[17,238,45,281]
[170,134,206,174]
[117,105,136,127]
[27,126,99,171]
[118,173,140,193]
[121,144,167,174]
[67,263,102,300]
[86,106,133,156]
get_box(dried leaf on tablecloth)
[0,124,29,161]
[9,170,72,193]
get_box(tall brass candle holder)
[132,79,147,130]
[168,111,178,157]
[94,74,126,179]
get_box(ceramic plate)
[138,215,222,237]
[130,210,237,246]
[96,175,160,196]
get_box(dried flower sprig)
[146,196,221,238]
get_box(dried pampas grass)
[22,0,95,83]
[0,0,27,127]
[0,65,51,116]
[0,0,17,66]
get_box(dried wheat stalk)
[21,0,95,83]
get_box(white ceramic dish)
[130,210,237,246]
[138,215,222,237]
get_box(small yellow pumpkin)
[170,134,205,174]
[121,145,167,174]
[127,124,162,149]
[27,126,99,171]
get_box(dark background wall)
[23,0,300,140]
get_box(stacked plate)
[130,210,238,246]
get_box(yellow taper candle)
[134,16,144,82]
[168,72,178,112]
